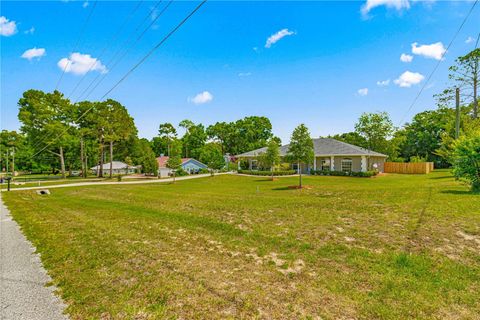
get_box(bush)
[452,134,480,192]
[198,168,210,174]
[310,169,378,177]
[237,170,296,176]
[175,168,189,177]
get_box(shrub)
[452,134,480,192]
[310,169,378,177]
[175,168,189,177]
[237,170,296,176]
[198,168,210,174]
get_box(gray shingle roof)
[236,138,387,158]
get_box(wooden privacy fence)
[384,162,434,174]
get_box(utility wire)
[67,0,144,99]
[75,0,172,103]
[55,0,98,91]
[397,0,478,126]
[30,0,159,153]
[32,0,208,159]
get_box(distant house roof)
[156,156,207,168]
[91,161,137,170]
[236,138,387,158]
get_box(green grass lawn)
[3,170,480,319]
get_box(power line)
[397,0,478,126]
[75,0,172,103]
[30,0,159,153]
[67,0,145,100]
[32,0,208,159]
[54,0,98,91]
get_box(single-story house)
[157,156,208,177]
[236,138,387,173]
[91,161,137,175]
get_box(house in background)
[236,138,387,173]
[156,155,208,177]
[91,161,138,175]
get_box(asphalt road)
[0,195,68,320]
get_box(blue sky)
[1,0,479,143]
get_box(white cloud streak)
[21,47,46,60]
[357,88,369,96]
[400,53,413,62]
[465,36,474,44]
[411,42,446,60]
[361,0,410,16]
[189,91,213,105]
[57,52,107,75]
[377,79,390,86]
[394,71,424,87]
[265,29,295,48]
[0,16,18,36]
[24,27,35,35]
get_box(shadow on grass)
[440,190,479,195]
[429,175,454,180]
[271,186,293,191]
[254,178,277,182]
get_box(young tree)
[287,124,314,188]
[452,133,480,192]
[166,139,182,183]
[199,143,225,176]
[264,138,280,180]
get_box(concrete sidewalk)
[0,195,68,320]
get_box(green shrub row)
[310,169,378,177]
[237,170,296,176]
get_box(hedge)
[310,169,378,177]
[237,170,296,176]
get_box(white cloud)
[57,52,107,75]
[400,53,413,62]
[377,79,390,86]
[265,28,295,48]
[357,88,369,96]
[0,16,18,36]
[21,47,46,60]
[465,36,474,44]
[24,27,35,35]
[238,72,252,77]
[361,0,410,16]
[394,71,424,87]
[411,42,446,60]
[82,1,89,8]
[189,91,213,105]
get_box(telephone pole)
[455,87,460,139]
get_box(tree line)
[0,48,478,189]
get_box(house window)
[321,159,330,171]
[291,163,299,172]
[341,158,352,172]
